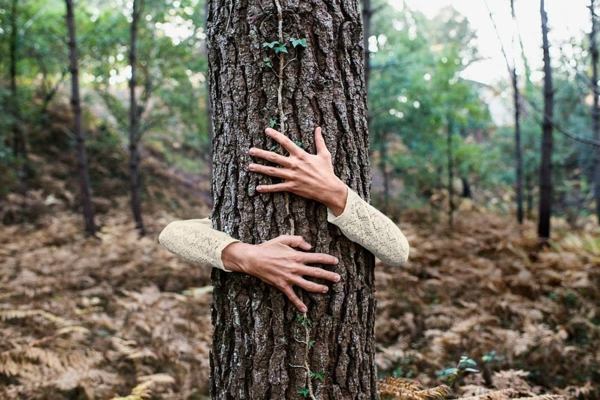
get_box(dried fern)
[379,377,452,400]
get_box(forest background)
[0,0,599,399]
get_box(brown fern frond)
[379,377,452,400]
[110,374,175,400]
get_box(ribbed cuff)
[326,186,355,225]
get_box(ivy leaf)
[297,387,310,398]
[263,57,273,68]
[308,339,315,349]
[269,117,278,128]
[290,37,308,48]
[274,43,288,54]
[310,371,325,382]
[262,41,280,49]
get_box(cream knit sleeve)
[158,218,239,271]
[327,187,409,267]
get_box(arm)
[158,218,341,312]
[248,127,410,266]
[325,187,409,266]
[158,218,239,271]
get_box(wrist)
[221,242,255,273]
[322,178,348,217]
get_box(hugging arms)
[159,127,409,312]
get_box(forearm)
[326,187,409,266]
[158,218,239,271]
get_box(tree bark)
[207,1,376,399]
[129,0,146,236]
[65,0,96,236]
[538,0,554,240]
[511,0,524,224]
[590,0,600,224]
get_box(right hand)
[221,235,341,312]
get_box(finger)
[248,163,292,179]
[298,266,341,283]
[299,252,339,266]
[249,147,292,168]
[314,126,329,155]
[292,276,329,294]
[265,128,303,156]
[282,285,307,312]
[257,182,294,194]
[273,235,312,250]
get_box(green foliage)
[290,37,307,48]
[297,386,310,398]
[262,40,288,54]
[310,371,324,382]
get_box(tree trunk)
[460,176,472,198]
[447,117,455,227]
[511,0,524,224]
[65,0,96,236]
[379,131,390,211]
[129,0,146,236]
[538,0,554,240]
[362,0,372,91]
[9,0,28,186]
[207,1,376,399]
[590,0,600,224]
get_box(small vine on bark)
[261,1,319,398]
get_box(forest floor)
[0,151,599,399]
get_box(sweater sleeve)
[158,217,240,271]
[326,187,409,266]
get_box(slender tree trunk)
[9,0,28,186]
[590,0,600,224]
[207,1,376,398]
[65,0,96,236]
[538,0,554,240]
[129,0,146,236]
[447,117,455,227]
[379,131,390,211]
[460,176,472,198]
[362,0,372,91]
[511,0,524,224]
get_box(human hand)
[248,127,348,216]
[221,235,341,312]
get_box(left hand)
[248,127,348,216]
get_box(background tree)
[207,0,376,398]
[590,0,600,223]
[538,0,554,240]
[65,0,96,235]
[129,0,145,235]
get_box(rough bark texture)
[538,0,554,240]
[590,0,600,224]
[206,1,376,398]
[511,0,524,224]
[129,0,146,236]
[65,0,96,236]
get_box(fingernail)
[256,185,263,191]
[335,275,341,282]
[248,164,255,170]
[248,148,256,155]
[334,258,339,264]
[301,306,307,313]
[322,287,328,293]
